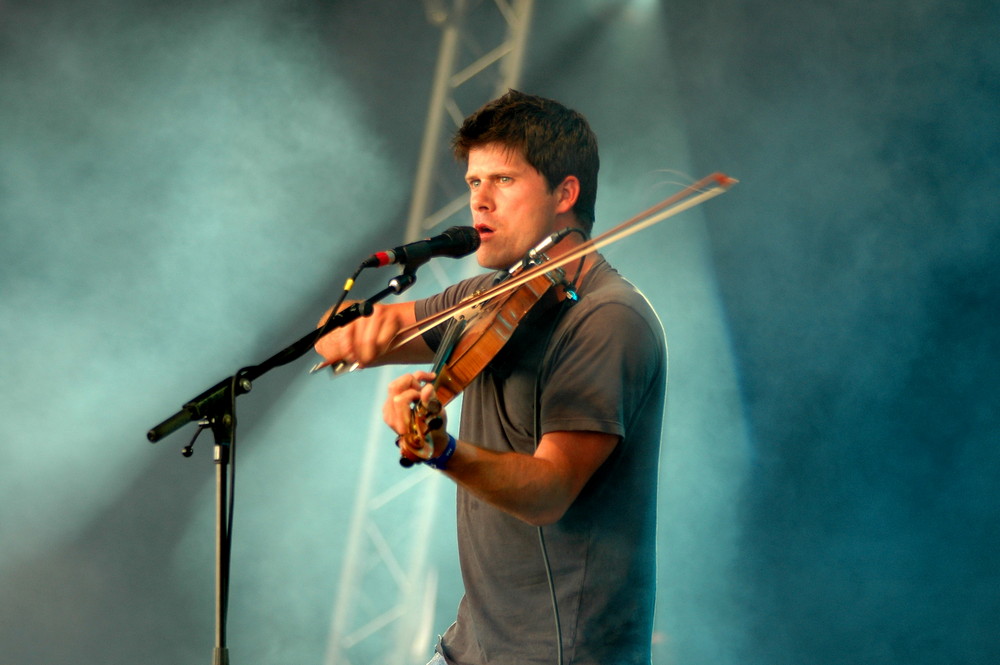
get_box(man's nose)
[470,184,494,211]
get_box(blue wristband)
[424,433,456,471]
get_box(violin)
[387,172,737,467]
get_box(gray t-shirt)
[415,256,667,665]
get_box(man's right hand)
[313,301,431,370]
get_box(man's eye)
[498,176,512,184]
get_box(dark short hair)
[452,90,599,232]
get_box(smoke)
[0,0,404,562]
[658,1,1000,663]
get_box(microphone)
[505,226,579,278]
[362,226,480,268]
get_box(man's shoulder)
[576,262,663,334]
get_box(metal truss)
[324,2,534,664]
[407,0,535,242]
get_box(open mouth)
[474,223,495,240]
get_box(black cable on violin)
[563,228,589,296]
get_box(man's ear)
[554,175,580,215]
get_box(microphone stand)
[146,265,420,665]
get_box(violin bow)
[388,172,738,350]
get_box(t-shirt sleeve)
[540,300,666,438]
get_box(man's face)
[465,143,567,270]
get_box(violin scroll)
[387,370,450,467]
[397,397,443,467]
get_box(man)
[315,90,667,665]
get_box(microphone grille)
[442,225,481,257]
